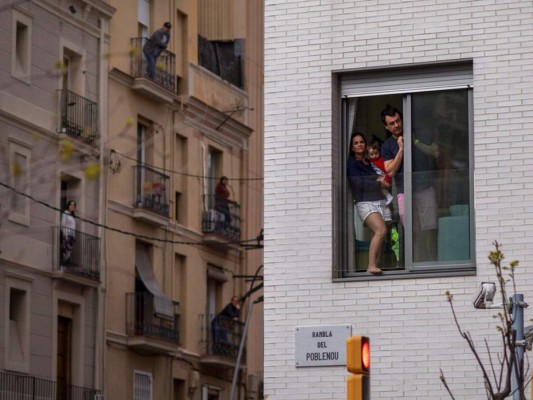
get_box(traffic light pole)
[512,294,525,400]
[230,298,260,400]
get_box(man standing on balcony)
[211,296,241,355]
[143,21,171,79]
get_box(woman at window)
[215,176,231,226]
[347,133,391,274]
[60,200,77,266]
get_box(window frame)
[333,61,476,280]
[54,293,85,387]
[59,39,86,95]
[134,370,153,400]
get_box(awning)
[135,246,174,320]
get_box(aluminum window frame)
[333,61,476,280]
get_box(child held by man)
[368,140,394,206]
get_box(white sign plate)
[295,325,352,367]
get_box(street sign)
[295,325,352,367]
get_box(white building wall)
[264,1,533,399]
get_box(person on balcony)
[143,21,172,79]
[60,200,77,266]
[215,176,231,227]
[211,296,241,354]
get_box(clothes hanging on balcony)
[135,246,174,320]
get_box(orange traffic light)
[346,336,370,400]
[346,336,370,375]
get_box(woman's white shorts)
[356,200,392,224]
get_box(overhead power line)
[0,180,263,247]
[111,150,264,182]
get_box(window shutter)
[340,61,473,98]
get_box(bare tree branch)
[442,242,530,399]
[439,369,456,400]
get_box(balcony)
[202,194,241,244]
[126,292,180,354]
[130,37,176,103]
[53,226,101,284]
[133,165,170,225]
[200,314,246,367]
[0,370,99,400]
[58,89,98,145]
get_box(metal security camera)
[473,282,497,309]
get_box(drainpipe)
[95,15,110,396]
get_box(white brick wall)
[264,1,533,399]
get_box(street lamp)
[472,282,497,309]
[472,282,528,400]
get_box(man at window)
[381,104,439,262]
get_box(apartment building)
[264,1,533,399]
[104,0,264,399]
[0,0,114,398]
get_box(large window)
[335,62,475,278]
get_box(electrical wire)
[111,150,263,181]
[0,180,263,247]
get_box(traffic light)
[346,336,370,400]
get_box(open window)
[335,61,475,278]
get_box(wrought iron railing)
[0,370,99,400]
[54,226,101,281]
[134,165,170,217]
[202,194,241,241]
[200,314,245,361]
[58,89,98,144]
[130,37,176,92]
[126,292,180,345]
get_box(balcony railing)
[131,37,176,92]
[202,194,241,242]
[54,226,101,281]
[0,370,99,400]
[134,165,170,217]
[126,292,180,345]
[58,89,98,144]
[200,314,245,361]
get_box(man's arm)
[384,136,404,177]
[151,30,168,49]
[414,140,439,159]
